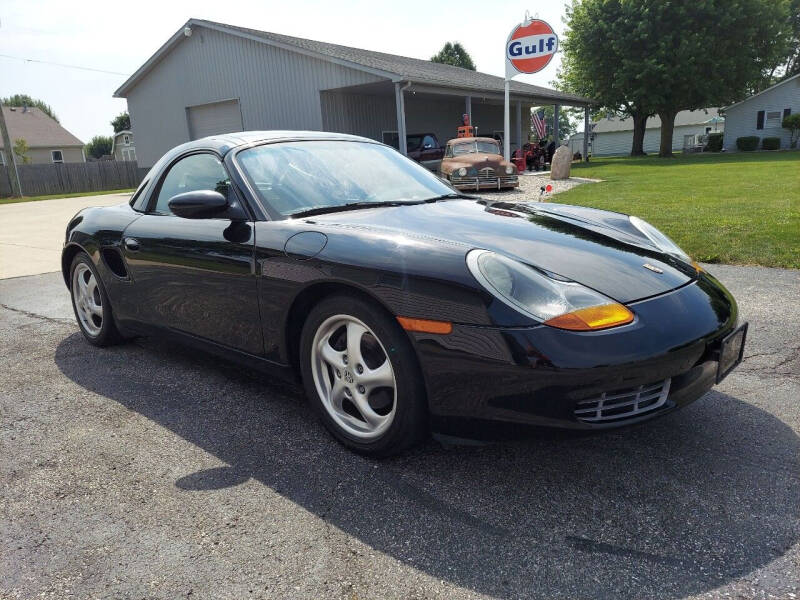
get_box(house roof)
[115,18,593,106]
[0,106,83,149]
[592,108,722,134]
[722,73,800,111]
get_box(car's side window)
[152,153,232,215]
[422,135,436,149]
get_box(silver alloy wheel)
[72,263,103,336]
[311,314,397,439]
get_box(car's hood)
[306,200,692,303]
[443,153,511,170]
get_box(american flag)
[532,110,547,139]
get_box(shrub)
[783,113,800,148]
[762,137,780,150]
[705,132,724,152]
[736,136,759,151]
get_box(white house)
[722,73,799,151]
[590,108,724,156]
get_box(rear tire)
[69,252,124,347]
[299,294,428,457]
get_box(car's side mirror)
[168,190,229,219]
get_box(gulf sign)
[506,19,559,74]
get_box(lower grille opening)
[574,378,671,423]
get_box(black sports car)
[63,131,747,456]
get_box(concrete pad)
[0,193,131,279]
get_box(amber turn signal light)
[397,316,453,334]
[544,303,634,331]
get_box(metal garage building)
[114,19,592,168]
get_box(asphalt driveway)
[1,264,798,599]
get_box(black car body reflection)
[62,131,745,448]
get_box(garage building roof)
[115,18,593,107]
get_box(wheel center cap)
[344,370,355,384]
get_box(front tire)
[69,252,123,347]
[299,294,428,456]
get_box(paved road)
[0,193,130,279]
[1,264,798,599]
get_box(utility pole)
[0,105,22,197]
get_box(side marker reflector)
[397,316,453,334]
[544,303,634,331]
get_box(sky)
[0,0,572,144]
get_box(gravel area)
[475,171,597,203]
[1,265,799,599]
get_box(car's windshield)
[237,140,454,217]
[451,140,500,156]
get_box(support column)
[503,80,510,161]
[515,101,522,153]
[394,82,408,155]
[583,105,590,162]
[553,104,560,145]
[465,96,472,125]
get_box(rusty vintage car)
[439,137,519,191]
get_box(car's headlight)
[458,167,467,176]
[505,165,514,175]
[466,249,634,331]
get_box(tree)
[85,135,113,159]
[557,2,654,156]
[559,0,791,158]
[111,112,131,133]
[13,138,31,164]
[783,113,800,148]
[1,94,59,123]
[430,42,476,70]
[782,0,800,78]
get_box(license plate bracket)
[715,322,748,383]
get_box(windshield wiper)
[422,192,475,203]
[289,200,418,218]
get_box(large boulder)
[550,145,572,180]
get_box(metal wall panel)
[126,25,387,166]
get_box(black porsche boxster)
[63,131,747,456]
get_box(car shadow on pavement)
[55,332,800,600]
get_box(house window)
[51,150,64,163]
[765,111,782,128]
[123,134,130,146]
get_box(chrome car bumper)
[450,175,519,191]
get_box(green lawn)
[562,151,800,269]
[0,188,135,205]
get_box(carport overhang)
[322,79,594,160]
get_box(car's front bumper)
[409,275,739,433]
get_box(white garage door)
[186,99,243,140]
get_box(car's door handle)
[123,237,140,252]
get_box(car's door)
[120,151,263,355]
[418,134,442,171]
